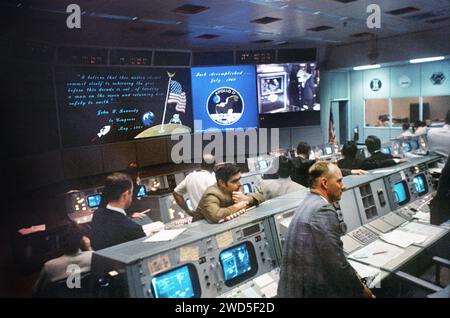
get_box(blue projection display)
[413,175,427,195]
[382,147,391,155]
[219,243,252,281]
[191,65,258,132]
[87,194,102,208]
[393,181,409,205]
[404,142,412,153]
[136,185,146,197]
[151,265,194,298]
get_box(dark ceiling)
[1,0,450,50]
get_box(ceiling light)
[353,64,381,71]
[409,56,445,64]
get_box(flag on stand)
[168,80,186,113]
[328,107,337,144]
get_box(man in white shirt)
[173,154,216,215]
[428,111,450,158]
[33,226,92,296]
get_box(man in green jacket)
[195,163,265,223]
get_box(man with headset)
[278,162,375,298]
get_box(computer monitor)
[382,147,391,155]
[392,181,410,206]
[151,264,201,298]
[242,183,252,194]
[324,146,332,155]
[404,142,412,153]
[219,241,258,287]
[411,139,419,150]
[136,185,146,197]
[413,174,428,196]
[185,198,193,211]
[87,194,102,208]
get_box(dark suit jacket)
[361,151,397,170]
[431,158,450,225]
[277,192,364,298]
[91,207,146,250]
[338,157,363,170]
[291,157,316,187]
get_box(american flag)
[168,80,186,113]
[328,107,337,144]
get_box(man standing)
[172,154,216,216]
[91,173,146,250]
[195,163,265,223]
[278,162,374,298]
[428,110,450,159]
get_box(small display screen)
[404,142,412,153]
[382,147,391,154]
[413,174,428,195]
[87,194,102,208]
[393,181,409,205]
[242,184,252,194]
[136,185,146,197]
[151,265,197,298]
[411,140,419,150]
[324,146,332,155]
[186,198,193,211]
[259,160,268,169]
[219,243,253,282]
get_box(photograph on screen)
[191,65,258,132]
[219,241,258,287]
[56,67,193,148]
[87,194,102,208]
[257,63,320,114]
[413,174,428,195]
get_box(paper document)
[142,221,164,236]
[380,229,427,248]
[413,211,430,223]
[144,228,186,242]
[349,260,380,281]
[350,240,404,267]
[399,222,446,245]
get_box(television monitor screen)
[393,181,410,206]
[257,63,320,114]
[413,174,428,195]
[190,65,258,132]
[56,66,193,148]
[185,198,193,211]
[404,142,412,153]
[411,140,419,150]
[136,185,146,197]
[151,264,200,298]
[87,194,102,208]
[325,146,332,155]
[242,184,252,194]
[219,242,258,287]
[382,147,391,154]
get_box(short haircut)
[402,123,410,131]
[446,110,450,125]
[276,155,292,178]
[101,173,133,204]
[341,141,358,159]
[214,163,240,184]
[61,225,83,255]
[415,120,426,128]
[365,135,381,154]
[296,142,311,156]
[309,161,335,188]
[201,153,216,171]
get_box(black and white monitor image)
[257,72,288,113]
[151,264,201,298]
[242,183,252,194]
[324,146,332,155]
[219,241,258,287]
[413,174,428,196]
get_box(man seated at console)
[91,173,146,250]
[33,225,92,297]
[259,155,305,200]
[338,141,363,170]
[361,135,399,170]
[195,163,265,223]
